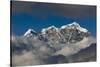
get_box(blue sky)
[11,1,96,36]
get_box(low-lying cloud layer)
[11,35,96,66]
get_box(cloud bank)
[11,35,96,66]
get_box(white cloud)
[12,51,44,66]
[11,35,96,66]
[54,36,96,56]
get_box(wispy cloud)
[11,34,96,66]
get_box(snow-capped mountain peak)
[24,22,89,43]
[47,25,57,29]
[77,26,88,33]
[41,25,58,34]
[61,22,88,33]
[61,22,80,29]
[68,22,80,26]
[24,28,37,37]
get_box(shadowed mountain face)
[43,43,96,64]
[11,23,96,66]
[69,43,96,62]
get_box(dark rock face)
[44,43,96,64]
[69,43,96,62]
[45,55,67,64]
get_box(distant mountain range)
[24,22,90,44]
[11,22,96,66]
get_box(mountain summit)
[61,22,88,32]
[24,22,90,43]
[24,29,37,37]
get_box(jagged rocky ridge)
[24,22,90,44]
